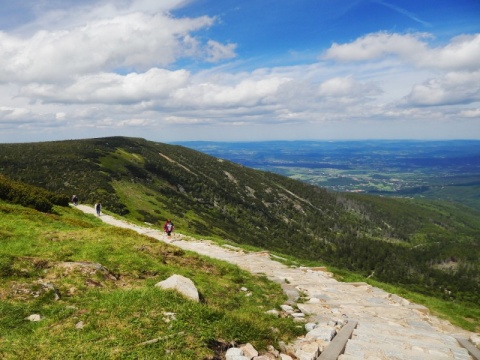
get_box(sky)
[0,0,479,143]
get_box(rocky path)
[76,205,478,360]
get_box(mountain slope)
[0,200,302,359]
[1,136,479,305]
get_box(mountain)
[1,136,479,305]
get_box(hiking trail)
[75,204,478,360]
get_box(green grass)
[0,201,303,359]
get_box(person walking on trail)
[164,219,174,236]
[72,195,78,206]
[94,202,102,216]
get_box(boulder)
[155,274,199,302]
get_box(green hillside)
[0,198,303,359]
[1,136,479,309]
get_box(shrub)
[0,175,68,212]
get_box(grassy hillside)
[1,136,479,310]
[0,200,302,359]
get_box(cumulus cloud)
[323,32,430,63]
[402,71,480,106]
[318,76,382,99]
[323,32,480,111]
[20,68,191,104]
[171,77,291,108]
[323,32,480,71]
[0,0,479,142]
[0,8,227,84]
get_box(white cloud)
[0,106,31,121]
[460,108,480,118]
[205,40,237,62]
[165,115,214,125]
[402,71,480,106]
[323,32,431,63]
[20,68,191,104]
[323,32,480,71]
[418,34,480,71]
[318,76,382,99]
[0,8,226,84]
[171,76,291,108]
[0,0,478,142]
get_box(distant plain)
[176,140,480,211]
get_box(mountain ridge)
[1,136,479,309]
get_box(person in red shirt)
[164,219,174,236]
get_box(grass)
[0,201,303,359]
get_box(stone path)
[76,205,477,359]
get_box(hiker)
[164,219,174,236]
[72,195,78,206]
[94,202,102,216]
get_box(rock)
[41,282,61,301]
[26,314,41,322]
[266,345,279,357]
[240,343,258,358]
[254,354,276,359]
[279,354,293,360]
[291,312,305,318]
[305,326,336,341]
[305,322,317,332]
[294,341,320,360]
[471,333,480,348]
[265,309,280,317]
[239,343,258,359]
[293,317,307,322]
[278,340,288,353]
[280,304,294,313]
[226,347,249,360]
[75,321,84,329]
[155,274,199,302]
[162,311,176,323]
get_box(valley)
[176,140,480,211]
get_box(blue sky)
[0,0,479,143]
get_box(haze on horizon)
[0,0,479,144]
